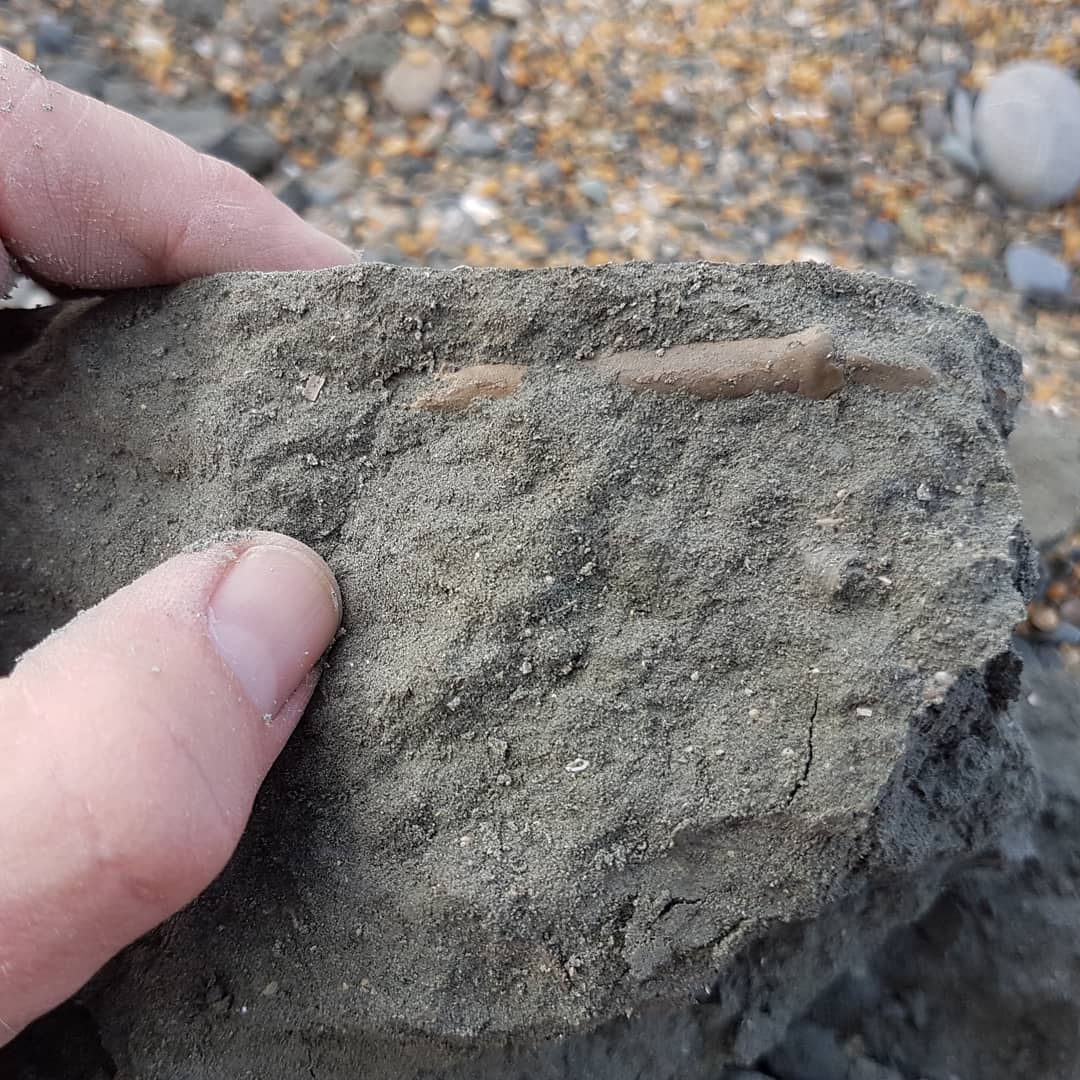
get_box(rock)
[138,104,282,178]
[212,123,283,178]
[0,263,1036,1078]
[272,176,313,216]
[164,0,226,26]
[300,32,402,93]
[877,104,913,136]
[949,86,974,151]
[34,15,74,55]
[973,62,1080,208]
[920,100,948,142]
[490,0,530,19]
[447,120,502,158]
[939,132,981,177]
[578,178,610,205]
[347,31,402,80]
[788,127,820,154]
[140,102,234,154]
[41,58,104,98]
[863,219,898,259]
[382,49,445,115]
[825,73,855,109]
[1004,242,1072,301]
[761,1021,851,1080]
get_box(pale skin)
[0,48,350,1043]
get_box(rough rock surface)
[0,262,1038,1077]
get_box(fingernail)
[208,543,341,721]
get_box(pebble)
[348,33,401,80]
[578,179,609,206]
[1004,242,1072,300]
[863,218,898,259]
[973,62,1080,208]
[214,123,284,178]
[919,101,948,142]
[490,0,531,19]
[141,104,234,154]
[44,58,105,98]
[938,133,981,177]
[35,15,74,55]
[448,121,502,158]
[877,105,913,136]
[165,0,226,26]
[382,50,445,116]
[825,74,855,109]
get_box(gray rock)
[34,15,74,55]
[272,176,313,216]
[578,178,610,205]
[164,0,226,26]
[825,74,855,109]
[949,85,974,150]
[1008,408,1080,543]
[382,51,445,115]
[347,31,402,81]
[1004,242,1072,300]
[762,1021,851,1080]
[0,263,1036,1078]
[42,58,104,98]
[212,123,283,178]
[919,101,948,142]
[788,127,820,154]
[863,218,898,259]
[973,62,1080,208]
[448,121,502,158]
[939,132,981,176]
[139,102,234,153]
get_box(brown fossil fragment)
[412,363,527,411]
[847,354,937,391]
[590,325,844,401]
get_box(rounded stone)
[382,50,445,116]
[973,62,1080,209]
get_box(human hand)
[0,47,346,1043]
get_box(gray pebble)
[578,179,609,206]
[973,62,1080,208]
[213,123,283,178]
[35,15,74,55]
[383,53,445,116]
[919,101,948,143]
[139,104,233,154]
[42,58,104,98]
[347,32,402,81]
[949,86,974,149]
[449,122,502,159]
[1004,242,1072,300]
[939,132,981,177]
[788,127,820,154]
[863,219,898,259]
[165,0,226,26]
[825,74,855,109]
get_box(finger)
[0,236,12,297]
[0,48,355,289]
[0,533,341,1042]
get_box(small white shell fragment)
[301,374,326,402]
[565,757,590,774]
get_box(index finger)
[0,48,354,294]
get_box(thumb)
[0,533,341,1043]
